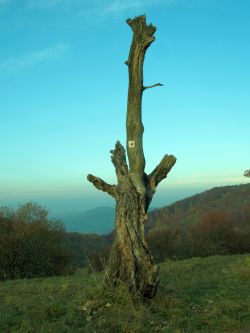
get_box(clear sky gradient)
[1,0,249,217]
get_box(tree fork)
[87,15,176,298]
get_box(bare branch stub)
[87,174,116,198]
[110,141,129,177]
[143,83,163,90]
[148,155,177,191]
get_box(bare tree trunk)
[87,15,176,298]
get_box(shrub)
[0,202,75,281]
[87,247,111,273]
[146,209,250,261]
[146,226,179,262]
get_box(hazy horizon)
[1,0,249,216]
[1,181,249,220]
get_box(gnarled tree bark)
[87,15,176,298]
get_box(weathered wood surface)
[87,15,176,298]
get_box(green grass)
[0,254,250,333]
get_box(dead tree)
[244,170,250,178]
[87,15,176,298]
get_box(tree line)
[0,202,249,281]
[0,203,74,280]
[89,208,250,272]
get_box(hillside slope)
[0,254,249,333]
[146,183,250,231]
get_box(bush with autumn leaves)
[0,202,75,281]
[146,208,250,262]
[88,208,250,272]
[1,202,249,277]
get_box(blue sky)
[0,0,249,217]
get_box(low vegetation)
[64,232,111,269]
[0,186,249,331]
[146,209,250,263]
[0,203,75,281]
[0,254,249,332]
[89,207,250,272]
[1,184,250,277]
[77,184,250,271]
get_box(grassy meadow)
[0,254,249,333]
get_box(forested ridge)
[146,183,250,230]
[88,183,250,270]
[1,183,249,280]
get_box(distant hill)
[146,183,250,231]
[60,206,157,234]
[59,183,250,234]
[61,184,250,269]
[60,207,115,234]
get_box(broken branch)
[143,83,163,90]
[87,174,116,198]
[110,141,129,177]
[148,155,176,191]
